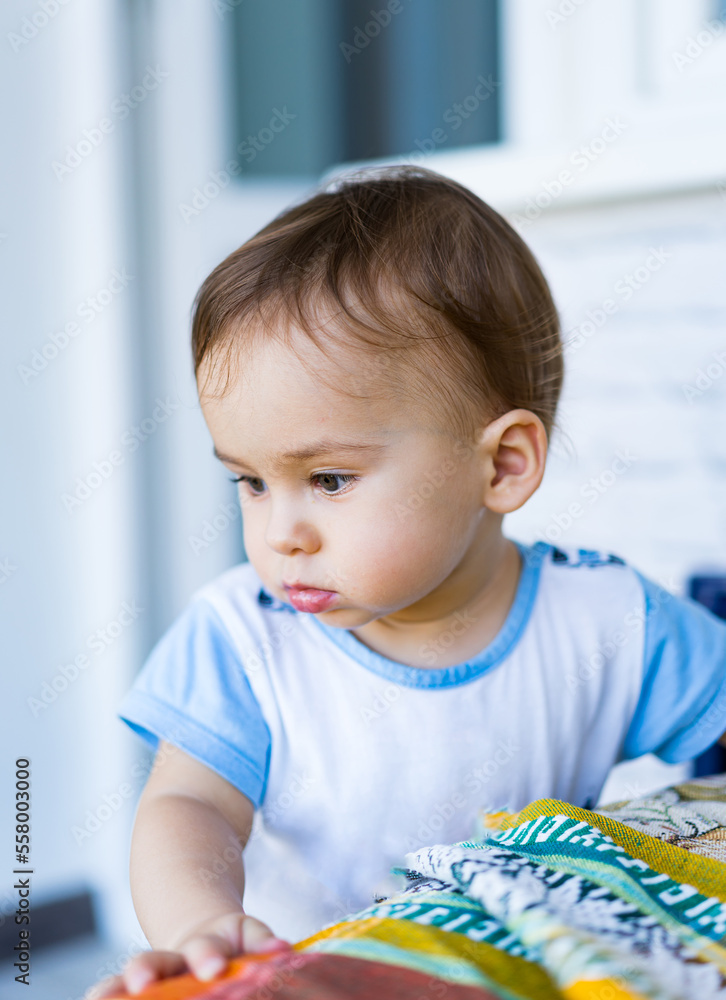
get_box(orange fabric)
[104,951,499,999]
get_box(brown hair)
[191,164,563,443]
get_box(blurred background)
[1,0,725,995]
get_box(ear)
[476,409,548,514]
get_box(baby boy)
[93,165,726,997]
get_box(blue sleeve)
[623,571,726,763]
[117,599,271,807]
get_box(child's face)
[199,328,499,629]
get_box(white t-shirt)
[118,540,726,942]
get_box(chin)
[314,606,375,628]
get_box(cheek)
[344,492,469,593]
[240,508,267,561]
[386,474,474,545]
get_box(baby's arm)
[88,741,289,998]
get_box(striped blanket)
[112,775,726,999]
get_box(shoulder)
[191,561,297,632]
[120,562,304,692]
[189,561,309,677]
[118,565,275,807]
[621,570,726,762]
[522,540,640,603]
[191,559,268,609]
[516,537,644,639]
[538,542,629,571]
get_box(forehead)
[200,326,401,413]
[197,328,433,465]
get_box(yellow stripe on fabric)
[562,980,647,1000]
[498,799,726,901]
[297,916,564,1000]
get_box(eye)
[229,475,266,495]
[228,473,357,497]
[312,473,357,495]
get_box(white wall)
[503,189,726,591]
[502,0,726,146]
[0,0,142,944]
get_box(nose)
[264,496,321,556]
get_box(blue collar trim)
[302,539,551,689]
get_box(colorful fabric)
[394,814,726,998]
[108,780,726,1000]
[108,952,502,1000]
[596,773,726,862]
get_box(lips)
[283,584,337,613]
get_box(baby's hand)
[85,911,291,998]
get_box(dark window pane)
[344,0,500,161]
[229,0,500,177]
[228,0,345,176]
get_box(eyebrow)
[213,439,387,469]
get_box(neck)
[350,527,523,668]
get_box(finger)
[121,950,189,994]
[84,975,129,999]
[181,934,236,981]
[199,911,290,956]
[241,915,292,954]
